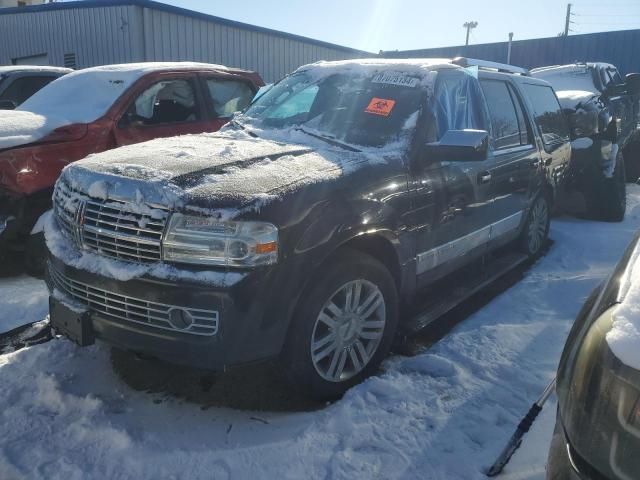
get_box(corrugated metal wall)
[0,5,145,67]
[139,8,357,82]
[0,2,364,82]
[382,29,640,75]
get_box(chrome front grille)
[53,180,169,264]
[49,263,219,336]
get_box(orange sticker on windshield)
[365,97,396,117]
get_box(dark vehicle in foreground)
[0,66,71,110]
[532,63,640,221]
[0,62,263,273]
[548,233,640,480]
[45,58,571,399]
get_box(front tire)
[284,249,399,400]
[519,193,550,259]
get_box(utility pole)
[564,3,572,36]
[463,21,478,46]
[507,32,514,64]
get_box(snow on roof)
[607,238,640,370]
[299,58,458,76]
[0,66,72,75]
[73,61,230,75]
[531,64,591,75]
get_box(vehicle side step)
[405,251,529,334]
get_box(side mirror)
[424,129,489,162]
[0,100,17,110]
[625,73,640,95]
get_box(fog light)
[168,308,194,330]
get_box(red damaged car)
[0,62,263,273]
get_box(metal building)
[382,29,640,76]
[0,0,367,82]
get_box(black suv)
[532,63,640,221]
[45,58,571,399]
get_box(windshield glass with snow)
[532,67,598,94]
[240,70,424,148]
[17,70,136,123]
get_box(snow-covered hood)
[555,90,599,111]
[0,110,68,150]
[62,131,371,215]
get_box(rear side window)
[432,71,489,140]
[480,80,521,149]
[205,78,254,118]
[522,84,570,146]
[0,76,58,106]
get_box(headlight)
[162,214,278,267]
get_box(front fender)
[293,197,405,267]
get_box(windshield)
[532,67,599,94]
[240,69,425,149]
[18,69,138,123]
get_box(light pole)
[463,21,478,46]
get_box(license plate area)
[49,297,95,347]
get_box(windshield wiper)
[230,118,258,138]
[294,127,361,152]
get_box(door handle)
[478,172,492,184]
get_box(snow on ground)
[1,185,640,480]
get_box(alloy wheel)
[527,197,548,255]
[310,279,386,382]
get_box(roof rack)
[452,57,529,76]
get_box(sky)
[160,0,640,53]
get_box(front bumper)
[46,255,296,370]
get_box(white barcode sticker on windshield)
[372,73,420,88]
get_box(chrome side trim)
[490,211,523,238]
[493,144,535,157]
[416,210,524,275]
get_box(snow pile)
[0,62,228,150]
[607,239,640,370]
[0,110,49,149]
[3,186,640,479]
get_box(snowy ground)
[1,185,639,480]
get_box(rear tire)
[519,193,550,259]
[623,141,640,183]
[587,150,626,222]
[284,249,399,401]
